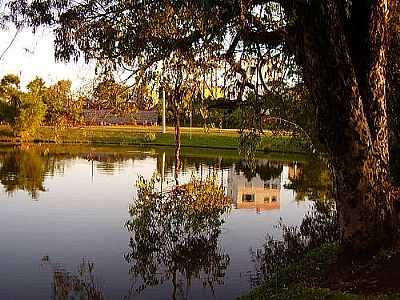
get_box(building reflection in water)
[227,163,281,213]
[227,162,304,213]
[157,155,305,213]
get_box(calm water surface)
[0,145,329,300]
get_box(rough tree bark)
[287,0,398,253]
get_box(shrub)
[13,93,47,138]
[143,132,156,143]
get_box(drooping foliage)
[6,0,305,132]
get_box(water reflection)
[284,160,332,202]
[125,176,231,299]
[0,147,48,199]
[0,145,330,209]
[228,162,283,213]
[0,145,158,199]
[0,147,296,199]
[41,257,104,300]
[0,145,331,299]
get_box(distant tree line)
[0,72,310,135]
[0,74,159,136]
[0,74,84,136]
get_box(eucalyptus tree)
[142,50,210,173]
[6,0,400,253]
[90,78,133,110]
[44,80,79,125]
[388,14,400,145]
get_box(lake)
[0,144,330,300]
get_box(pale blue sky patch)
[0,27,95,90]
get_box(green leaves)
[0,74,47,137]
[13,91,47,137]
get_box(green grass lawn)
[0,125,311,154]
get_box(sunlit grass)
[0,125,310,153]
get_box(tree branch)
[240,27,286,47]
[0,27,20,61]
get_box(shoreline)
[0,125,311,154]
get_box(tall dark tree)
[388,9,400,145]
[6,0,400,253]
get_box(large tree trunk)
[289,0,398,253]
[335,150,395,252]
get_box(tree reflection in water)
[41,256,104,300]
[0,145,148,199]
[125,176,231,299]
[0,148,48,199]
[248,158,335,289]
[235,160,283,182]
[285,160,333,202]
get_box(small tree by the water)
[0,74,47,137]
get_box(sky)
[0,27,96,90]
[0,26,236,93]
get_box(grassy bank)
[240,243,400,300]
[0,125,310,153]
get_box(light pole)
[162,90,166,134]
